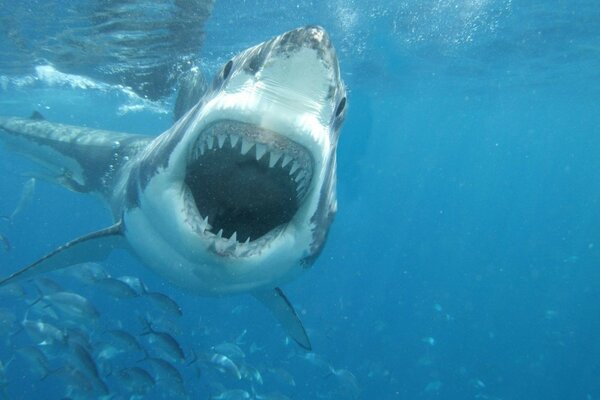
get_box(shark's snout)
[278,25,333,52]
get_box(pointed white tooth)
[297,181,307,195]
[294,170,305,182]
[281,155,292,168]
[244,237,250,245]
[229,134,240,148]
[241,138,254,155]
[215,239,235,253]
[200,215,209,230]
[289,161,300,175]
[198,142,205,156]
[217,134,226,148]
[207,136,214,150]
[255,144,267,161]
[230,231,237,243]
[269,151,282,168]
[216,229,223,239]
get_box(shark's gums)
[0,26,347,349]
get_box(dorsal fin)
[174,67,207,121]
[29,111,45,120]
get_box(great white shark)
[0,26,346,349]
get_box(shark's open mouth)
[185,120,313,247]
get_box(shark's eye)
[222,60,233,80]
[335,96,346,118]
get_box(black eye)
[335,96,346,118]
[222,60,233,79]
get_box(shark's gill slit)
[185,121,313,243]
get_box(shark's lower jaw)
[184,120,313,256]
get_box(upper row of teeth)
[192,131,311,198]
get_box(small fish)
[65,327,92,351]
[118,366,155,394]
[145,357,186,395]
[0,308,17,335]
[210,353,242,380]
[140,319,186,363]
[22,317,67,346]
[35,291,100,321]
[96,277,139,298]
[66,262,108,284]
[144,291,183,316]
[59,363,109,396]
[300,352,331,373]
[425,380,443,393]
[330,368,360,395]
[213,389,251,400]
[0,282,25,298]
[422,336,436,346]
[69,343,100,380]
[0,233,11,252]
[15,346,54,379]
[9,177,36,221]
[239,362,263,384]
[103,329,144,354]
[267,367,296,387]
[33,277,64,295]
[116,275,147,295]
[212,342,245,360]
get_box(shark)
[0,26,347,349]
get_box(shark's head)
[123,26,346,294]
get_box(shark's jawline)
[0,26,347,349]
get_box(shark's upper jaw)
[183,119,313,256]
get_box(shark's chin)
[183,120,313,257]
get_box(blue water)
[2,1,600,399]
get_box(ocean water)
[1,1,600,399]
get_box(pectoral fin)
[253,288,312,350]
[0,221,124,287]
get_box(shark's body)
[0,26,347,349]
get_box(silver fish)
[22,318,66,346]
[140,319,185,363]
[96,277,139,298]
[144,291,183,316]
[9,177,35,221]
[116,275,147,295]
[212,342,245,360]
[118,366,155,395]
[103,329,144,354]
[33,277,64,294]
[0,233,10,252]
[213,389,251,400]
[210,353,241,380]
[146,357,186,395]
[37,291,100,321]
[64,262,108,285]
[15,346,53,379]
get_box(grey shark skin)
[0,26,347,349]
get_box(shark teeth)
[188,122,314,251]
[197,221,255,257]
[240,138,254,155]
[192,126,313,204]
